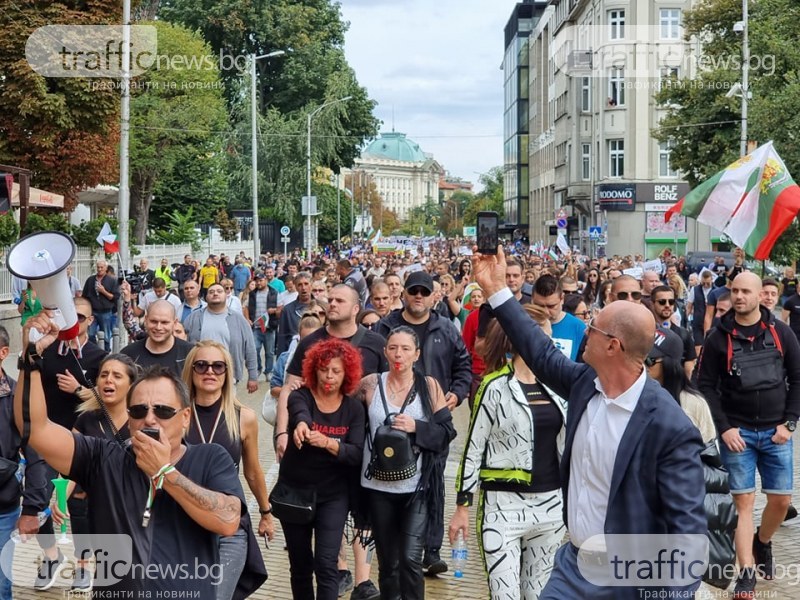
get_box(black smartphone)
[142,427,160,441]
[476,211,499,255]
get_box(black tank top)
[185,398,242,470]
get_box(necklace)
[387,376,413,403]
[193,400,223,444]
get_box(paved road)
[8,376,800,598]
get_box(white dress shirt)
[568,369,646,547]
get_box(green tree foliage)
[462,168,505,227]
[129,21,228,243]
[71,216,120,250]
[148,207,205,253]
[654,0,800,259]
[0,214,20,247]
[398,199,441,237]
[439,190,473,235]
[0,2,120,208]
[214,209,240,242]
[21,211,71,237]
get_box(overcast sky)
[339,0,522,190]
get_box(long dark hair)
[659,353,699,404]
[387,326,433,416]
[582,268,600,304]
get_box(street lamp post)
[251,50,286,262]
[306,96,352,258]
[740,0,749,157]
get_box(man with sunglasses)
[472,246,706,599]
[373,271,471,576]
[649,286,696,379]
[14,319,264,597]
[611,274,643,303]
[184,283,258,393]
[121,300,194,377]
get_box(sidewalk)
[9,376,800,598]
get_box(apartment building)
[525,0,716,257]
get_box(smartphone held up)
[476,211,499,255]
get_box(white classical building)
[343,131,444,221]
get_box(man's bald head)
[733,270,761,292]
[600,301,656,362]
[147,298,177,320]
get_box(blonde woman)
[182,341,273,600]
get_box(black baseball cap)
[649,326,683,361]
[404,271,434,293]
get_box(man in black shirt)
[121,300,194,377]
[15,323,264,597]
[650,285,697,379]
[82,259,119,351]
[174,254,197,301]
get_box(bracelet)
[274,432,288,441]
[152,463,173,481]
[259,507,272,516]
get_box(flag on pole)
[96,222,120,254]
[96,222,113,246]
[556,232,570,255]
[665,141,800,259]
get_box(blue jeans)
[253,328,276,375]
[719,427,794,494]
[0,506,20,600]
[89,310,113,351]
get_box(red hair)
[302,338,363,396]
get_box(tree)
[214,209,240,242]
[463,167,505,226]
[129,21,228,243]
[148,207,205,253]
[439,190,473,235]
[21,211,71,237]
[0,214,19,247]
[654,0,800,257]
[0,3,120,208]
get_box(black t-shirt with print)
[68,437,244,596]
[287,327,388,378]
[120,338,195,377]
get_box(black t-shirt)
[287,327,388,377]
[280,388,365,502]
[784,295,800,338]
[398,315,430,351]
[74,411,130,442]
[120,338,194,377]
[185,399,242,469]
[782,278,799,298]
[68,438,244,596]
[41,341,107,430]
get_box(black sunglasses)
[656,298,676,306]
[128,404,180,420]
[192,360,227,375]
[407,287,432,297]
[644,357,662,367]
[616,291,642,301]
[76,314,90,323]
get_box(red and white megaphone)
[7,231,79,340]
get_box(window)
[582,143,591,180]
[608,68,625,106]
[581,77,591,112]
[659,140,678,177]
[660,9,681,40]
[609,139,625,178]
[609,10,625,40]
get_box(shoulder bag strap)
[376,375,391,418]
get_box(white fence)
[0,240,255,303]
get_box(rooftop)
[362,132,427,163]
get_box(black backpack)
[365,376,419,482]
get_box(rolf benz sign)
[596,182,689,211]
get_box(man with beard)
[368,281,393,318]
[276,273,314,355]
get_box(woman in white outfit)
[449,303,567,600]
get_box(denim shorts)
[719,427,794,494]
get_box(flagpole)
[740,0,749,158]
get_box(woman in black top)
[277,338,365,600]
[182,341,273,600]
[52,353,137,592]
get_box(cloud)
[340,0,521,183]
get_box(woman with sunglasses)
[563,293,591,325]
[356,326,455,600]
[450,303,567,600]
[183,341,274,600]
[51,354,138,592]
[277,338,365,600]
[582,268,601,306]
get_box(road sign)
[556,218,567,229]
[557,228,567,236]
[588,226,602,240]
[280,225,290,237]
[462,226,476,237]
[281,236,290,243]
[556,208,567,220]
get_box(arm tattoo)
[170,472,240,525]
[355,374,377,403]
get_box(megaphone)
[7,231,79,340]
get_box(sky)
[339,0,522,190]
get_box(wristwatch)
[259,507,272,516]
[784,420,797,433]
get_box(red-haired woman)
[275,338,366,600]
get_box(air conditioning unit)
[568,50,593,71]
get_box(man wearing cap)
[244,272,278,378]
[374,271,471,576]
[230,257,252,296]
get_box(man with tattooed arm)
[14,312,260,597]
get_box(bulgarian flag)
[665,141,800,259]
[96,222,120,254]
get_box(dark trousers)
[36,464,56,549]
[69,495,91,561]
[370,490,427,600]
[425,453,446,554]
[282,493,349,600]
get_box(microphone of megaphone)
[7,231,79,341]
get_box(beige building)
[342,131,443,221]
[525,0,716,257]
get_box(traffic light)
[548,225,558,236]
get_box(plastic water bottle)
[9,508,51,544]
[451,531,468,578]
[15,457,26,484]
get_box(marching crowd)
[1,241,799,599]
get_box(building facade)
[525,0,715,258]
[343,132,443,222]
